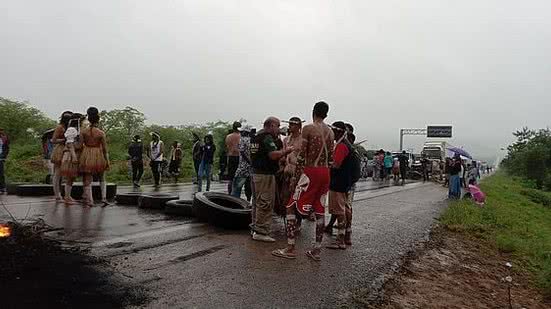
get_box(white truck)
[421,141,448,161]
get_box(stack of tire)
[192,192,251,230]
[114,191,252,230]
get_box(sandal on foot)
[326,242,346,250]
[272,249,297,260]
[64,198,77,205]
[305,250,321,262]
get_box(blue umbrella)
[446,147,472,159]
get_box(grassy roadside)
[440,171,551,298]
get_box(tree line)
[502,127,551,190]
[0,97,234,183]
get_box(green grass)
[441,171,551,298]
[5,143,198,185]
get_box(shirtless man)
[280,117,303,209]
[272,102,334,261]
[225,121,241,194]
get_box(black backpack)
[346,141,362,185]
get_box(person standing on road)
[384,151,393,181]
[80,107,110,206]
[250,117,293,242]
[225,121,241,194]
[448,154,462,199]
[326,121,353,250]
[148,132,164,188]
[51,111,73,201]
[41,129,55,184]
[0,128,10,193]
[280,117,303,216]
[198,134,216,192]
[60,115,82,205]
[421,154,431,182]
[192,133,202,184]
[325,122,356,236]
[168,141,183,184]
[128,135,144,188]
[232,125,253,201]
[398,151,409,185]
[272,102,334,261]
[373,150,383,181]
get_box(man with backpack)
[327,121,359,250]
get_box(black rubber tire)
[61,183,117,200]
[193,192,251,229]
[16,184,54,196]
[115,192,144,206]
[138,193,179,209]
[6,183,27,195]
[165,200,195,217]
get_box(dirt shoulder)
[353,226,549,309]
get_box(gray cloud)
[2,0,550,160]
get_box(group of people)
[48,107,110,206]
[215,102,360,261]
[127,134,183,188]
[443,155,485,199]
[371,149,409,185]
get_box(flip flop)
[272,248,297,260]
[326,243,346,250]
[101,200,111,207]
[305,250,321,262]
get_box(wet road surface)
[0,180,447,308]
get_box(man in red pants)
[272,102,334,261]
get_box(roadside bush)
[520,188,551,208]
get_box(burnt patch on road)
[0,221,150,308]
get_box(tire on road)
[116,192,144,206]
[16,184,54,196]
[138,193,179,209]
[62,183,117,200]
[193,192,251,229]
[165,200,195,217]
[6,183,27,195]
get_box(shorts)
[329,191,347,216]
[286,167,330,216]
[227,156,239,178]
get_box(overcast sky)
[1,1,550,159]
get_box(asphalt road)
[0,180,447,308]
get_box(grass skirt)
[60,150,79,178]
[51,144,64,166]
[80,146,108,175]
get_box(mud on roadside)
[349,226,550,309]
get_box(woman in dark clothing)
[197,134,216,192]
[448,155,463,199]
[128,135,144,188]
